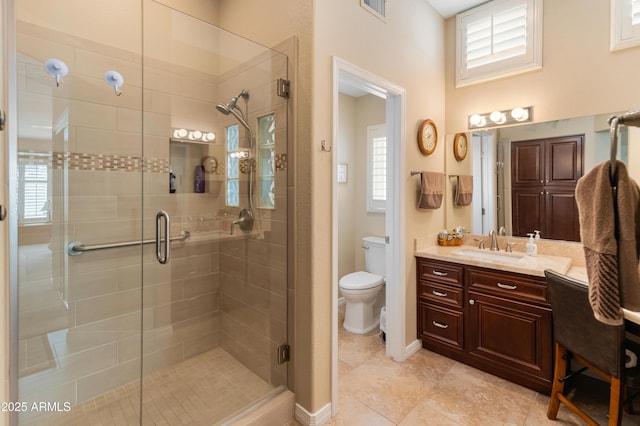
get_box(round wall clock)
[417,119,438,155]
[202,156,218,174]
[453,132,468,161]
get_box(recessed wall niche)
[169,139,222,194]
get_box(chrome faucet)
[489,230,499,251]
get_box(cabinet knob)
[469,299,475,305]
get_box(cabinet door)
[466,291,553,393]
[511,140,544,186]
[544,189,580,241]
[511,189,544,237]
[544,135,583,187]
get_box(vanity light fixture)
[468,106,533,129]
[171,128,216,143]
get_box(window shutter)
[367,124,386,213]
[456,0,542,87]
[371,136,386,202]
[23,164,49,220]
[611,0,640,51]
[465,4,527,69]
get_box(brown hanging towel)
[417,171,444,209]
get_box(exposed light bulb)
[173,128,188,138]
[470,114,484,126]
[490,111,506,124]
[511,107,528,121]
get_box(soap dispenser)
[534,230,541,241]
[526,233,538,257]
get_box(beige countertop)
[414,244,573,277]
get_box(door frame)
[2,0,18,419]
[331,56,406,415]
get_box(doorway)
[331,57,406,416]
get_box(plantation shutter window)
[456,0,542,87]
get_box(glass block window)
[226,124,240,207]
[257,114,275,209]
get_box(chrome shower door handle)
[156,211,170,264]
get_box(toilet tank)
[363,236,386,277]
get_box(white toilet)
[339,236,386,334]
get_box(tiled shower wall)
[16,16,288,415]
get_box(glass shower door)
[139,3,289,424]
[12,2,146,424]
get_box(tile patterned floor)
[25,348,275,425]
[329,305,640,425]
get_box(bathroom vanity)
[415,244,573,394]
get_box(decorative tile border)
[21,151,287,174]
[275,153,287,172]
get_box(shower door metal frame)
[3,0,20,423]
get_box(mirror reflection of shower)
[216,89,255,234]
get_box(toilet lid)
[339,271,384,290]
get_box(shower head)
[215,102,252,136]
[216,103,231,115]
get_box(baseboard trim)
[405,339,422,358]
[294,402,332,426]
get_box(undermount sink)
[451,248,526,264]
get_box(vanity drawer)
[467,267,548,305]
[418,302,464,351]
[417,259,464,287]
[419,281,464,307]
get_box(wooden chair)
[545,269,640,425]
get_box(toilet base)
[342,300,380,334]
[343,319,380,334]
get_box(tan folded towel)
[575,160,640,325]
[418,171,444,209]
[455,175,473,206]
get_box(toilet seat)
[339,271,384,290]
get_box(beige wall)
[445,0,640,134]
[337,94,356,281]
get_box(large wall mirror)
[445,111,640,242]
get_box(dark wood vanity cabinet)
[417,259,465,357]
[417,257,553,394]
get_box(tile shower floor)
[26,348,275,425]
[329,305,640,425]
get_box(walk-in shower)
[8,1,290,424]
